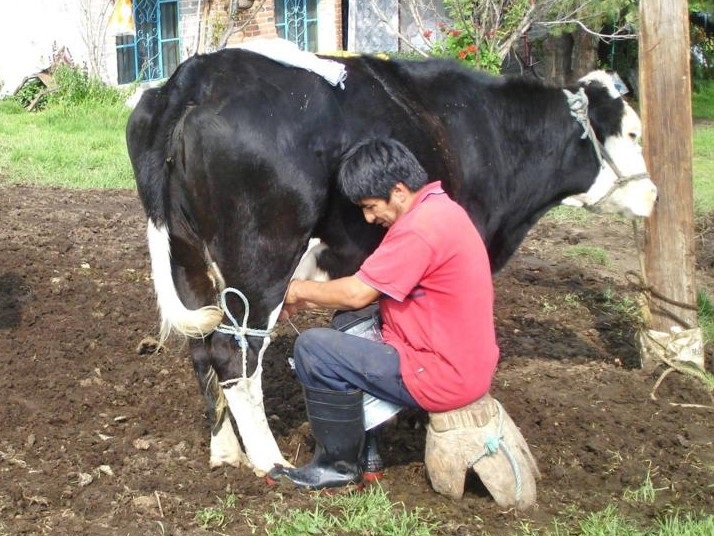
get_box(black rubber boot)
[268,387,365,490]
[362,428,385,481]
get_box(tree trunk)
[541,34,572,86]
[570,28,598,83]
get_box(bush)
[47,65,126,108]
[13,78,47,109]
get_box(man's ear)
[392,182,409,201]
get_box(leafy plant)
[429,0,532,73]
[13,78,46,109]
[195,493,237,529]
[47,64,126,108]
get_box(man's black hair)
[338,138,429,203]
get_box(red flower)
[423,29,433,39]
[458,49,468,60]
[450,30,462,37]
[467,44,477,53]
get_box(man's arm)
[284,275,380,314]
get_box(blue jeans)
[293,321,420,409]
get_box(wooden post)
[638,0,702,367]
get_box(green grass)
[195,486,714,536]
[699,290,714,348]
[693,124,714,214]
[519,506,714,536]
[564,245,611,267]
[0,99,133,189]
[195,485,440,535]
[691,79,714,120]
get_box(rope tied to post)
[467,400,523,502]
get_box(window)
[275,0,318,52]
[116,0,180,84]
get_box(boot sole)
[265,474,365,493]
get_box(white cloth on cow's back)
[233,38,347,88]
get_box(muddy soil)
[1,183,712,535]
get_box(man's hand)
[280,280,305,320]
[280,277,380,321]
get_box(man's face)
[359,195,401,228]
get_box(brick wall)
[227,0,278,45]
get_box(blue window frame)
[275,0,318,52]
[116,0,180,84]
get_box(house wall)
[224,0,341,53]
[0,0,346,95]
[0,0,95,95]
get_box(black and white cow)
[126,45,656,475]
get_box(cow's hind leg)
[190,340,248,467]
[148,220,248,469]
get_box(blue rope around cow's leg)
[215,287,274,380]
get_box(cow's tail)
[146,219,224,345]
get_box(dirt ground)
[1,183,712,536]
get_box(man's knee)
[294,328,338,385]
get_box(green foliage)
[264,485,439,536]
[692,79,714,118]
[699,289,714,348]
[47,65,126,107]
[195,493,237,529]
[692,123,714,214]
[12,78,46,109]
[431,25,501,72]
[9,65,128,112]
[519,505,714,535]
[429,0,531,73]
[564,245,611,267]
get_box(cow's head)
[562,71,657,218]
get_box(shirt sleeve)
[356,227,432,302]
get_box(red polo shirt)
[356,182,499,411]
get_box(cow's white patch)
[146,220,223,342]
[292,238,331,282]
[222,376,292,475]
[579,70,621,99]
[209,413,249,468]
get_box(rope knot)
[215,287,275,378]
[563,88,590,140]
[483,435,501,455]
[468,401,524,501]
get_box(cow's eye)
[628,132,639,142]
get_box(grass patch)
[564,245,611,267]
[0,99,133,189]
[622,468,668,505]
[692,79,714,120]
[699,289,714,348]
[264,485,438,536]
[519,505,714,535]
[693,124,714,215]
[543,205,596,226]
[196,485,440,535]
